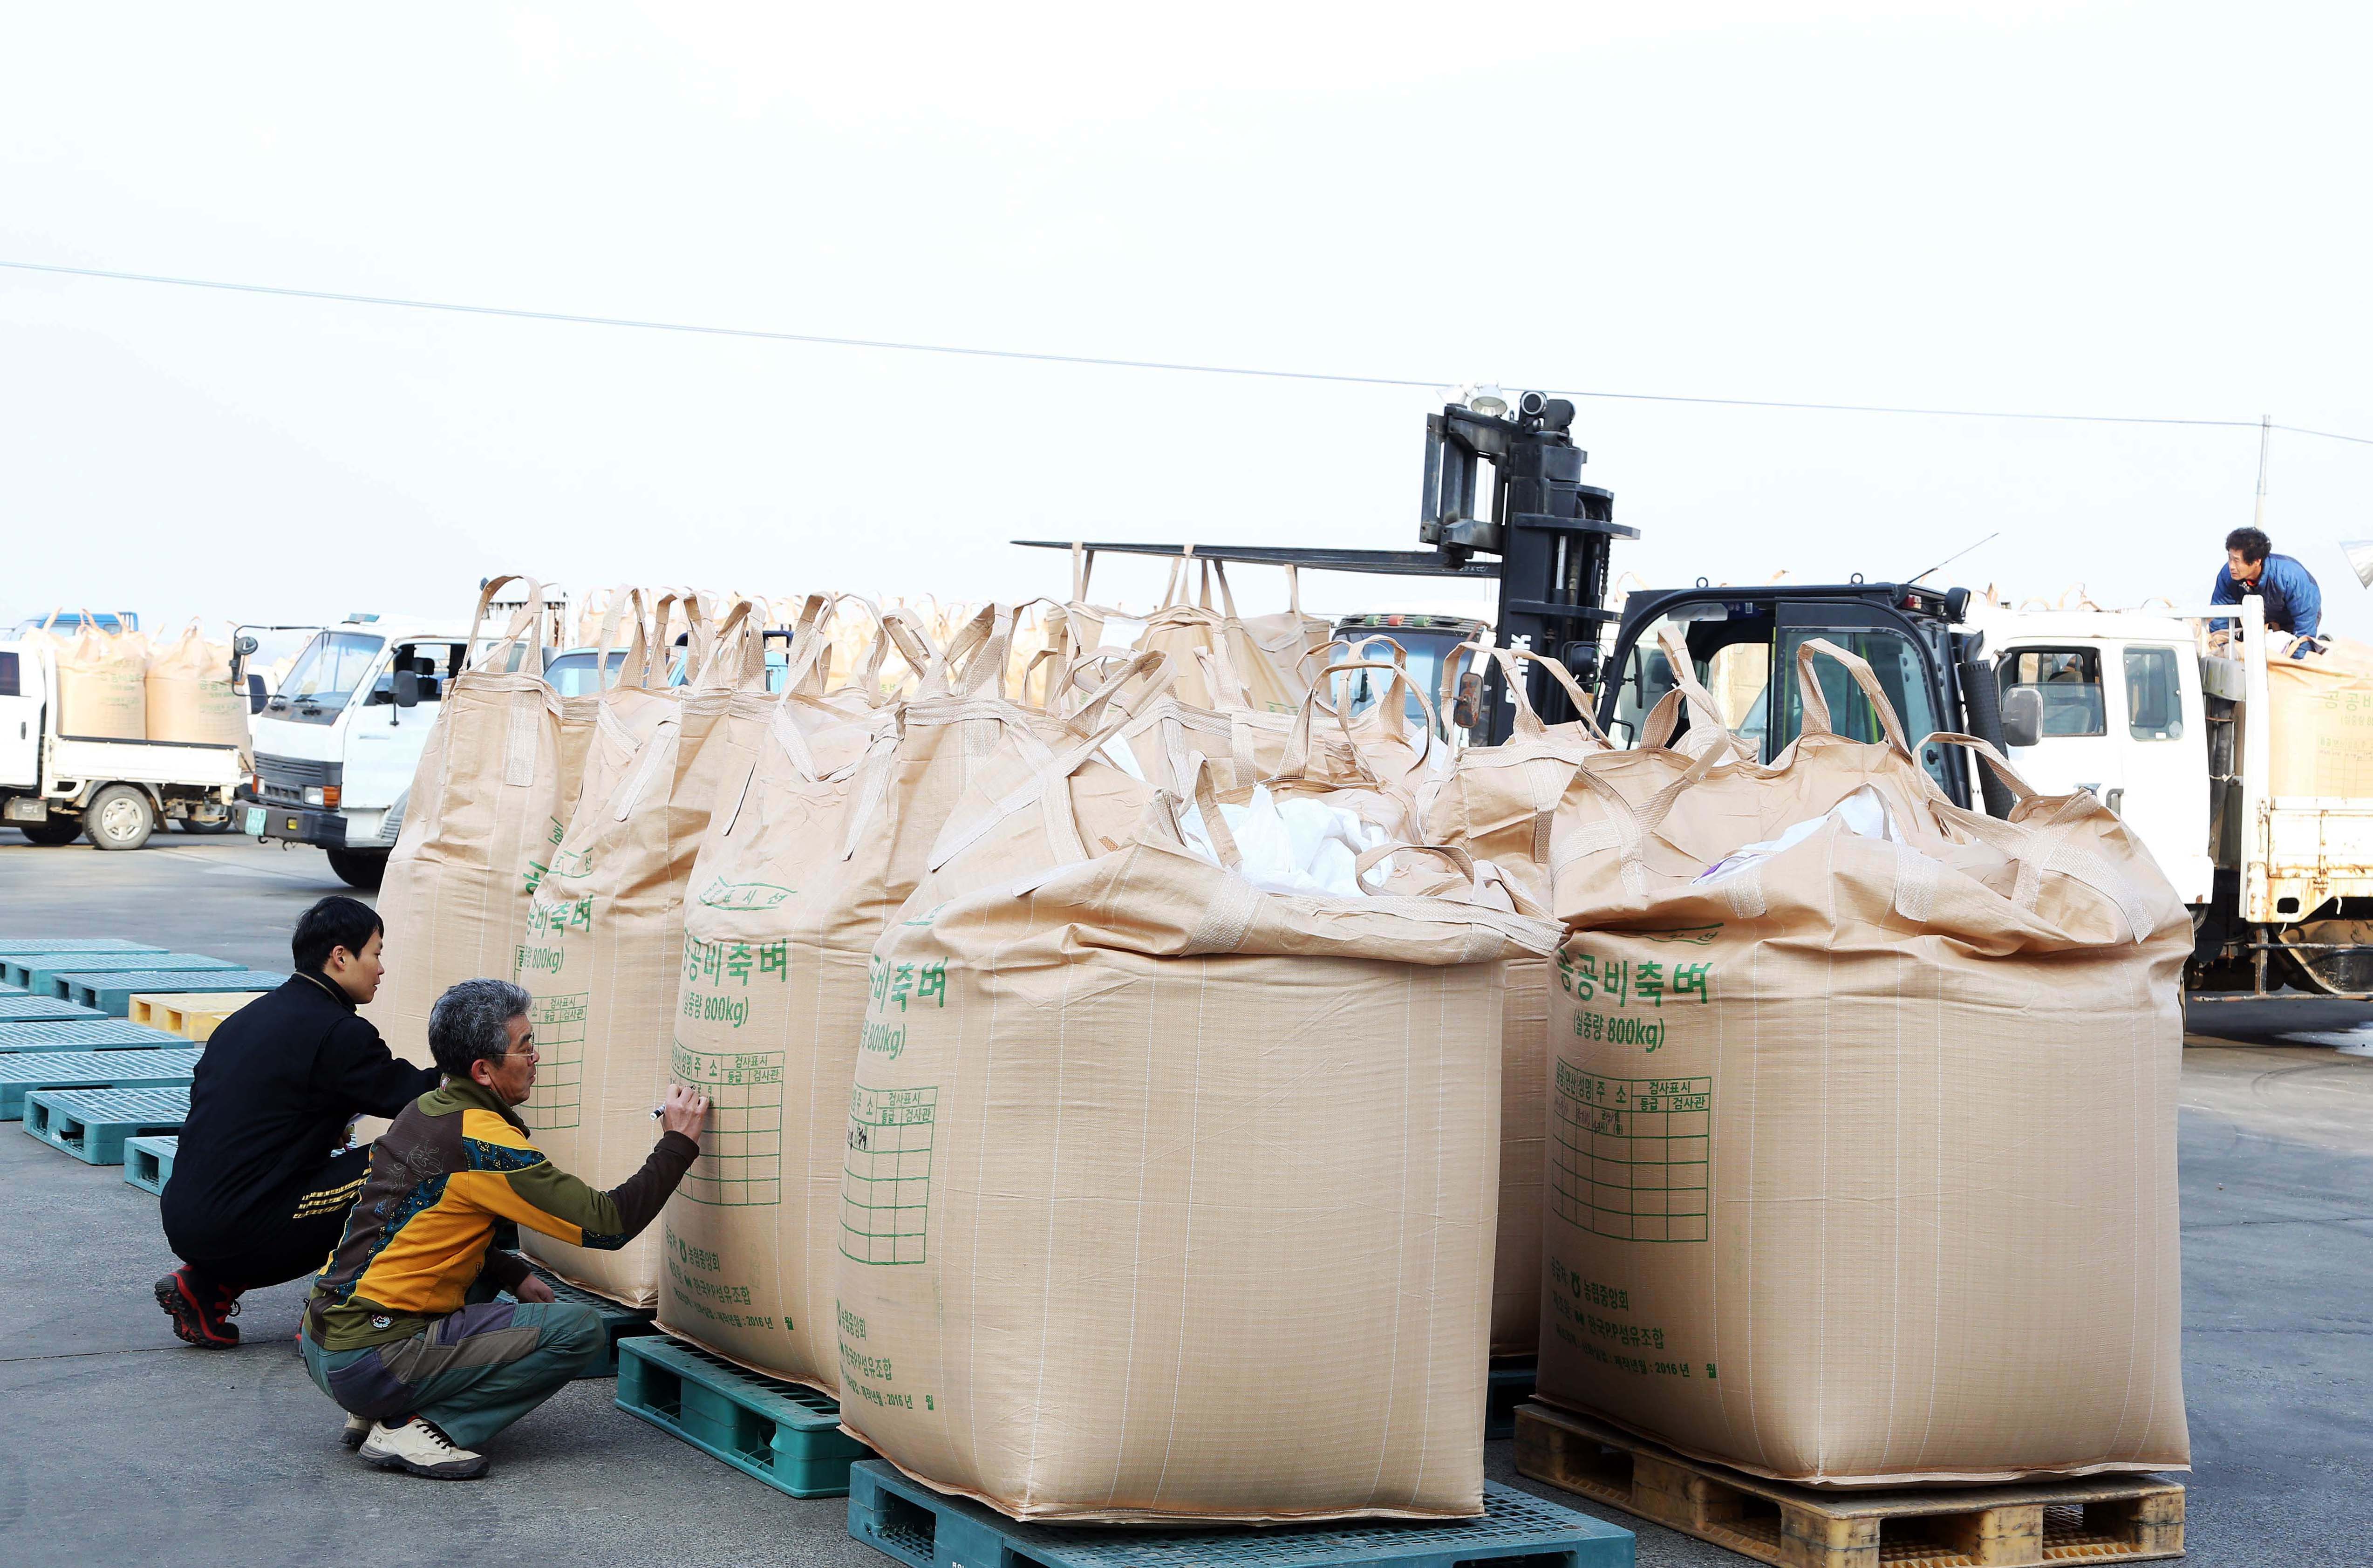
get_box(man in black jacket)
[155,896,439,1348]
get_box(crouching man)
[301,977,709,1479]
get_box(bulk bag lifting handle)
[916,602,1018,702]
[464,575,548,674]
[1638,627,1746,757]
[921,650,1176,874]
[1792,636,1916,761]
[1912,732,2159,943]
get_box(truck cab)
[240,615,477,887]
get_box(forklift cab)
[1596,581,1988,810]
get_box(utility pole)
[2254,413,2272,531]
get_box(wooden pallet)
[129,991,264,1040]
[1514,1402,2182,1568]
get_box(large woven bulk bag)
[35,611,148,739]
[835,786,1561,1523]
[1422,644,1608,1355]
[553,587,647,828]
[1052,548,1309,716]
[1538,640,2190,1487]
[362,578,561,1069]
[518,597,766,1305]
[143,621,249,749]
[655,607,1123,1379]
[2265,634,2373,798]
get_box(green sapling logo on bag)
[697,875,794,911]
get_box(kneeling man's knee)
[544,1302,607,1365]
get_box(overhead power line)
[3,256,2364,444]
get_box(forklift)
[1021,387,2014,814]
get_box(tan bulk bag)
[836,784,1562,1524]
[554,587,647,829]
[2266,634,2373,798]
[363,578,562,1069]
[1053,547,1310,716]
[1423,644,1608,1354]
[36,611,148,739]
[656,605,1098,1375]
[1539,640,2191,1487]
[143,621,249,750]
[518,598,768,1306]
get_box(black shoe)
[155,1268,240,1348]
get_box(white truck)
[239,614,481,887]
[0,635,245,849]
[1599,584,2372,999]
[1969,594,2373,999]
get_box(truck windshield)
[272,632,385,720]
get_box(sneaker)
[359,1417,488,1479]
[153,1269,239,1348]
[341,1413,372,1450]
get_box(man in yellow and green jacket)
[301,977,709,1479]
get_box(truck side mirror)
[246,673,269,715]
[2001,685,2043,749]
[391,671,423,709]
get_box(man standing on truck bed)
[2213,526,2323,647]
[155,896,439,1348]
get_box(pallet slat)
[123,1133,178,1195]
[1513,1402,2182,1568]
[21,1085,191,1165]
[56,970,287,1017]
[8,953,237,992]
[616,1334,870,1498]
[846,1460,1636,1568]
[0,995,106,1023]
[0,939,162,957]
[0,1047,202,1118]
[0,1020,184,1051]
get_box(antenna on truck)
[1906,531,2000,587]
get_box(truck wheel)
[85,785,157,851]
[327,848,388,889]
[16,819,82,847]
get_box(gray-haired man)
[300,978,709,1478]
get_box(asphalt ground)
[1,829,2367,1566]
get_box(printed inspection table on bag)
[1551,1062,1712,1243]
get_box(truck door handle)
[2105,787,2124,816]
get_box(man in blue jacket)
[2213,527,2323,647]
[154,896,440,1348]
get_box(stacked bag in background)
[517,595,772,1306]
[1420,642,1609,1356]
[25,610,150,740]
[363,578,566,1071]
[2264,633,2373,798]
[1536,638,2190,1486]
[144,620,251,748]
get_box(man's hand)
[660,1082,710,1144]
[514,1271,556,1305]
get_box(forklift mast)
[1017,390,1637,745]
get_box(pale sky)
[3,1,2368,639]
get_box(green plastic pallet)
[0,995,105,1023]
[616,1334,870,1498]
[1487,1360,1536,1442]
[18,952,236,995]
[22,1084,190,1165]
[0,1019,186,1053]
[0,949,168,987]
[0,938,162,957]
[846,1463,1636,1568]
[0,1047,201,1119]
[124,1134,178,1195]
[56,970,287,1017]
[502,1269,658,1378]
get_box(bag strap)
[918,603,1017,700]
[1793,637,1914,760]
[1637,627,1739,754]
[464,576,547,674]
